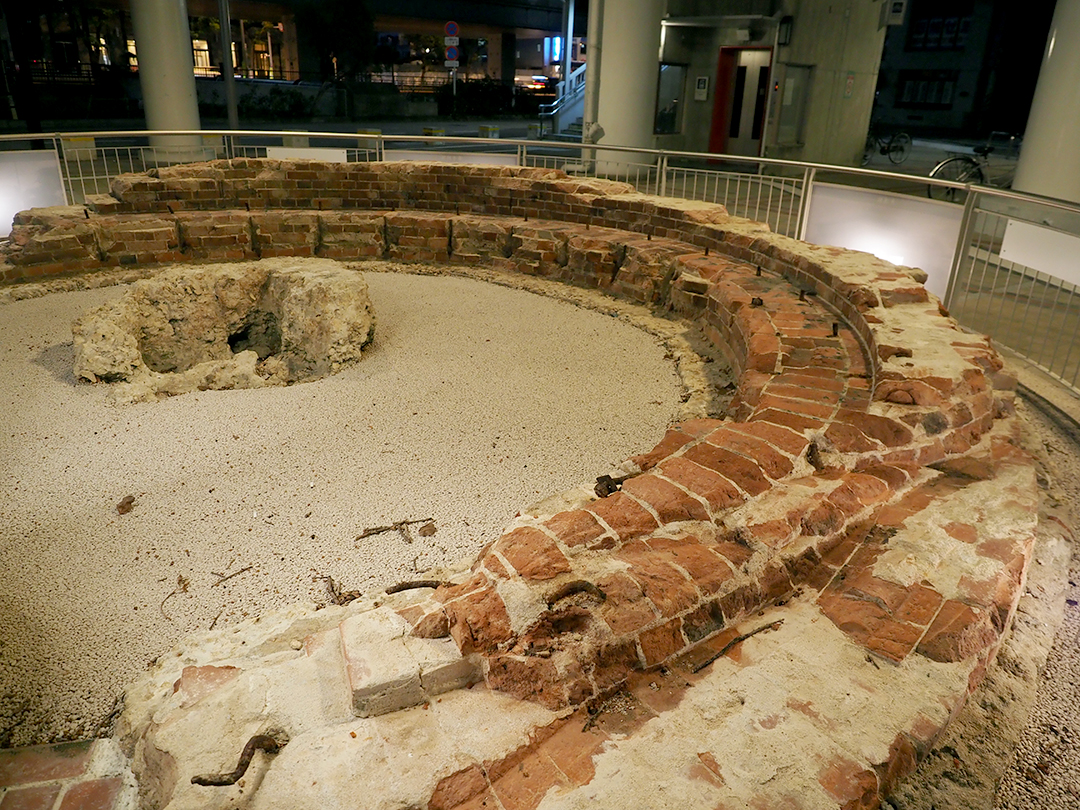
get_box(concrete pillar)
[1013,0,1080,204]
[591,0,664,172]
[501,33,516,86]
[129,0,204,160]
[486,33,502,80]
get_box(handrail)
[11,127,1072,205]
[540,62,587,118]
[6,125,1080,393]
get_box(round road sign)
[445,45,459,61]
[445,21,459,37]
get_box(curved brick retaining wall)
[1,160,1036,810]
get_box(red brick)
[817,756,878,809]
[0,784,61,810]
[587,492,659,542]
[0,741,93,787]
[703,428,795,479]
[656,457,744,513]
[818,593,888,647]
[825,422,882,453]
[726,420,810,457]
[638,618,686,667]
[630,428,701,471]
[596,572,659,635]
[748,408,825,433]
[680,444,770,495]
[875,732,920,797]
[446,784,501,810]
[893,584,943,626]
[485,655,568,711]
[58,778,122,810]
[681,600,726,643]
[543,510,606,548]
[800,500,847,536]
[445,587,513,654]
[539,715,610,787]
[836,410,913,448]
[754,393,837,420]
[430,765,488,810]
[916,600,998,663]
[621,551,699,618]
[496,528,571,581]
[489,747,569,810]
[646,536,734,593]
[866,619,924,663]
[620,475,709,523]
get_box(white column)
[593,0,665,173]
[130,0,205,161]
[1013,0,1080,204]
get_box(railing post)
[658,152,668,198]
[795,166,816,240]
[943,187,978,310]
[53,134,71,206]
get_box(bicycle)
[861,128,912,166]
[927,132,1021,201]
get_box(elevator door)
[709,48,772,157]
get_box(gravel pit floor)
[0,264,730,747]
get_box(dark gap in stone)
[229,310,282,360]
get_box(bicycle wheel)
[927,157,985,201]
[887,132,912,164]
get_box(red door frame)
[708,46,773,156]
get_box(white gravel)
[0,267,707,747]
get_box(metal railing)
[2,127,1079,394]
[945,188,1080,390]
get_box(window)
[192,39,215,77]
[654,64,687,135]
[905,0,974,51]
[896,69,959,108]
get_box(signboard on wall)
[882,0,907,26]
[802,183,963,298]
[1001,220,1080,287]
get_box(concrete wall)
[766,0,885,165]
[655,0,885,166]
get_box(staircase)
[538,63,587,140]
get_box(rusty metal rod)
[191,734,286,786]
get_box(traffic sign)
[445,45,459,61]
[444,21,458,37]
[444,36,459,46]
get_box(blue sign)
[445,21,459,37]
[445,45,459,61]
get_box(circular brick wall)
[0,159,1036,808]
